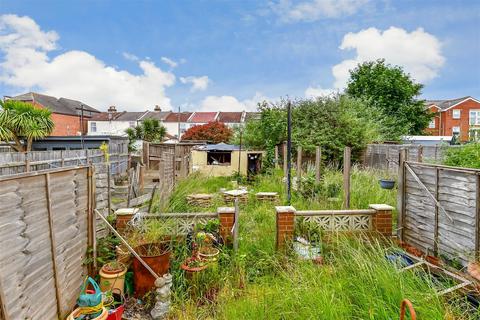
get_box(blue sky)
[0,0,479,112]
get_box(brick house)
[424,96,480,142]
[7,92,100,136]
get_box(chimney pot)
[108,106,117,113]
[154,105,161,112]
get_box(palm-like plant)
[0,100,54,152]
[125,118,167,152]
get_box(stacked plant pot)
[186,193,213,207]
[255,192,279,203]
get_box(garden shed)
[190,143,265,177]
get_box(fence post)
[397,149,407,240]
[25,152,30,172]
[233,199,240,252]
[143,141,150,170]
[218,207,235,245]
[315,146,321,184]
[276,206,296,250]
[274,145,279,169]
[45,173,62,318]
[60,150,65,167]
[417,146,423,162]
[476,175,480,260]
[283,142,287,177]
[370,204,394,238]
[296,146,302,189]
[343,147,351,209]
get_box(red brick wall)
[50,113,84,136]
[424,106,441,136]
[442,99,480,142]
[218,207,235,245]
[25,100,86,136]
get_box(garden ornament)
[150,273,173,319]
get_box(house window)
[207,151,232,166]
[129,121,136,128]
[428,120,436,129]
[90,122,97,132]
[452,126,460,135]
[452,109,461,119]
[470,110,480,125]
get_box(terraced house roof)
[9,92,100,116]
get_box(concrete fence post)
[276,206,296,250]
[218,207,235,245]
[369,204,394,238]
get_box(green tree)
[0,99,54,152]
[125,118,167,151]
[237,96,379,167]
[346,59,433,141]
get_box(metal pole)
[286,101,292,205]
[233,198,240,252]
[80,104,85,149]
[237,129,243,180]
[177,106,181,140]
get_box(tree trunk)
[27,137,33,152]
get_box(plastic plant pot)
[379,179,395,189]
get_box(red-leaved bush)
[182,121,233,143]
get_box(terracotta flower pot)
[99,262,127,296]
[133,242,171,297]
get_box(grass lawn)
[145,168,474,319]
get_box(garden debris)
[187,193,213,207]
[293,237,321,260]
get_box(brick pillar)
[370,204,394,238]
[276,206,296,250]
[218,207,235,245]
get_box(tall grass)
[150,169,470,319]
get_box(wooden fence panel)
[0,167,90,320]
[0,149,127,177]
[401,162,479,265]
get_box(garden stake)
[94,209,160,280]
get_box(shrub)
[443,143,480,169]
[182,121,233,143]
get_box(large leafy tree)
[238,96,379,166]
[125,118,167,151]
[182,121,233,143]
[346,59,433,141]
[0,99,54,152]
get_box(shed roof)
[196,143,240,151]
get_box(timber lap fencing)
[364,144,450,172]
[0,148,128,177]
[0,167,96,320]
[397,154,480,266]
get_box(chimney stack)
[154,105,161,112]
[108,105,117,113]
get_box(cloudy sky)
[0,0,479,112]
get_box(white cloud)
[305,86,336,98]
[270,0,369,23]
[199,92,269,112]
[332,26,445,88]
[180,75,210,92]
[0,14,176,111]
[122,52,138,61]
[161,56,178,68]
